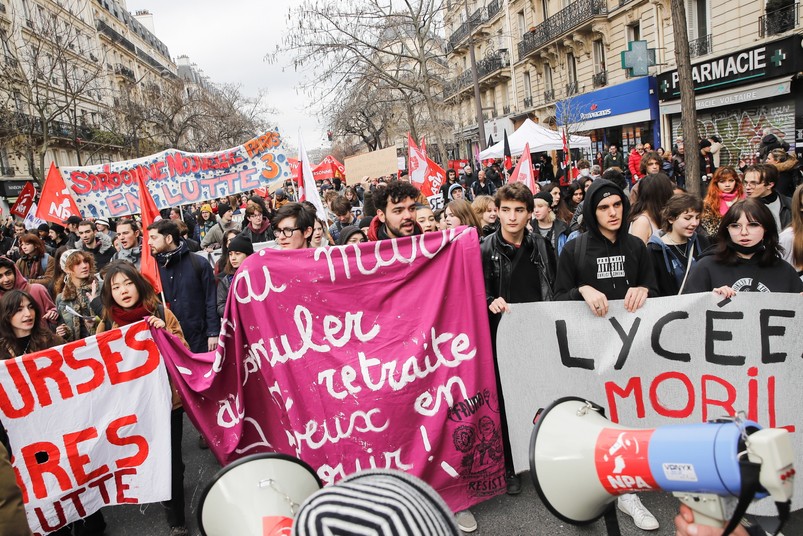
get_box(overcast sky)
[124,0,326,151]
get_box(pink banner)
[154,228,505,512]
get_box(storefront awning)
[577,109,654,131]
[660,76,792,115]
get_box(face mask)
[580,168,591,177]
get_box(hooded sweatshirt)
[367,216,423,241]
[0,258,58,326]
[554,180,658,301]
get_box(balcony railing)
[544,88,555,102]
[487,0,502,20]
[759,4,799,37]
[503,104,511,115]
[592,70,607,88]
[566,80,579,96]
[444,70,473,97]
[688,33,712,58]
[523,96,534,108]
[96,20,135,54]
[517,0,607,60]
[114,63,136,82]
[476,50,510,78]
[447,8,485,51]
[0,167,14,176]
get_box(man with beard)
[367,181,423,240]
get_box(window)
[541,0,549,21]
[518,10,526,34]
[524,71,532,98]
[686,0,710,42]
[567,53,577,86]
[627,22,641,43]
[593,40,605,73]
[544,64,553,92]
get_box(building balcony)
[447,8,486,53]
[517,0,607,61]
[523,95,534,108]
[503,104,511,115]
[486,0,503,21]
[688,33,712,58]
[544,88,555,102]
[592,70,607,88]
[565,81,580,96]
[759,4,799,37]
[443,50,510,100]
[114,63,136,82]
[96,19,136,54]
[0,167,14,176]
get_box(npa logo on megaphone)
[595,429,658,493]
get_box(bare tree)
[670,0,700,195]
[275,0,451,161]
[0,1,107,183]
[195,84,274,151]
[141,80,208,152]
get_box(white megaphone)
[530,397,794,532]
[198,453,322,536]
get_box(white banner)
[0,322,172,534]
[497,292,803,511]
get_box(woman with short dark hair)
[684,198,803,296]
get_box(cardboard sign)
[344,147,398,184]
[497,293,803,512]
[155,228,506,513]
[0,323,172,535]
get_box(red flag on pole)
[503,130,512,171]
[298,130,327,219]
[10,182,36,218]
[35,163,81,224]
[509,143,537,194]
[420,137,427,158]
[560,127,575,186]
[135,174,162,294]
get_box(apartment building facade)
[443,0,803,168]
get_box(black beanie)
[217,202,232,217]
[337,225,367,245]
[534,191,553,205]
[227,235,253,255]
[589,182,622,212]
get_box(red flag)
[35,163,81,224]
[560,127,574,186]
[10,182,36,218]
[420,137,427,158]
[420,156,446,198]
[135,174,162,294]
[408,134,426,185]
[503,130,512,171]
[509,143,537,194]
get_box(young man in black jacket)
[553,178,660,531]
[480,181,556,498]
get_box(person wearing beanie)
[273,188,290,211]
[95,217,116,243]
[448,182,465,201]
[293,469,460,536]
[336,225,367,245]
[699,138,716,195]
[553,178,659,530]
[201,201,241,251]
[216,235,253,318]
[195,204,217,244]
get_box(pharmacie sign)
[657,35,802,100]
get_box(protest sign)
[312,155,345,182]
[496,293,803,511]
[344,147,397,184]
[59,130,290,218]
[0,322,172,535]
[428,194,444,211]
[23,202,46,230]
[154,228,506,512]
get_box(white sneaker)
[455,509,478,533]
[617,493,659,531]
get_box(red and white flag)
[35,163,81,224]
[509,143,537,194]
[409,134,445,197]
[298,130,327,220]
[135,174,162,294]
[10,181,36,218]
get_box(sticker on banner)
[595,428,658,493]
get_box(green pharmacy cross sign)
[621,40,657,77]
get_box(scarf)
[65,283,95,339]
[728,242,765,255]
[110,303,151,327]
[718,191,739,216]
[21,253,43,279]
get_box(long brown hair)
[56,250,96,299]
[100,261,160,328]
[446,199,482,234]
[0,290,55,356]
[715,198,782,266]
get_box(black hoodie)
[554,179,658,301]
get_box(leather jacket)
[480,229,556,305]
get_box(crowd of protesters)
[0,129,800,536]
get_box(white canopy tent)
[478,119,592,159]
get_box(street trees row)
[277,0,452,162]
[0,0,271,185]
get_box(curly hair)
[56,250,96,299]
[373,181,421,213]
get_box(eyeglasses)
[744,181,762,188]
[275,227,300,237]
[727,222,763,232]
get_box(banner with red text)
[0,322,172,535]
[154,228,505,513]
[59,130,290,219]
[497,293,803,512]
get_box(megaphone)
[198,453,322,536]
[530,397,794,530]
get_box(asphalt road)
[96,415,799,536]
